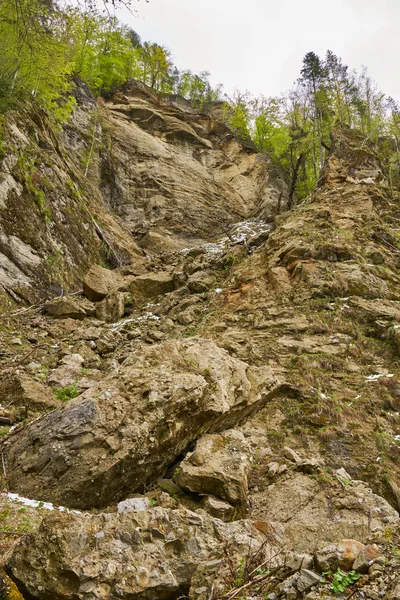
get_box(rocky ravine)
[0,99,399,600]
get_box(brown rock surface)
[83,264,127,301]
[3,338,281,509]
[8,507,274,600]
[130,271,176,302]
[44,296,88,320]
[0,374,59,412]
[176,429,250,505]
[95,291,125,323]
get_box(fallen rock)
[4,338,280,509]
[315,539,365,572]
[176,429,250,505]
[44,296,87,320]
[117,497,152,513]
[296,569,323,593]
[0,374,59,412]
[250,473,399,553]
[130,271,175,302]
[8,507,272,600]
[95,291,125,323]
[353,544,382,574]
[71,341,101,369]
[83,264,126,301]
[283,446,302,464]
[0,569,25,600]
[187,271,214,294]
[47,353,84,388]
[200,496,235,521]
[286,553,314,571]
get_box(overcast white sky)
[118,0,399,100]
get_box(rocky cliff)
[0,89,400,600]
[0,80,283,310]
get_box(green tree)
[0,0,75,117]
[225,90,252,140]
[69,9,137,95]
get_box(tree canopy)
[0,1,398,200]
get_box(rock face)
[176,429,250,505]
[8,507,273,600]
[0,374,58,412]
[3,338,280,509]
[101,81,286,248]
[3,106,400,600]
[0,81,143,310]
[83,264,127,301]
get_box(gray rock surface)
[176,429,250,505]
[3,338,280,509]
[8,507,273,600]
[83,265,127,302]
[95,291,125,323]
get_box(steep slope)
[100,81,285,250]
[0,80,285,311]
[1,114,400,600]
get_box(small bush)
[54,383,79,402]
[330,568,360,593]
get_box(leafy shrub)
[331,569,360,593]
[54,383,79,402]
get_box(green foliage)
[330,569,360,594]
[69,10,137,95]
[0,0,76,119]
[54,383,79,402]
[223,49,400,204]
[225,91,252,141]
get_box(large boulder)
[8,507,273,600]
[3,338,280,509]
[44,296,88,320]
[130,272,176,302]
[249,472,399,552]
[0,374,59,412]
[83,264,126,301]
[176,429,250,505]
[95,291,125,323]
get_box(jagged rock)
[95,291,125,323]
[286,553,314,571]
[117,497,152,513]
[3,338,280,509]
[71,341,101,369]
[0,569,25,600]
[353,544,382,573]
[140,230,184,253]
[200,496,235,521]
[83,264,126,301]
[250,474,399,553]
[8,507,272,600]
[187,271,214,294]
[44,296,87,320]
[296,569,323,593]
[176,429,250,505]
[0,374,59,412]
[283,446,302,464]
[95,333,117,356]
[47,353,84,388]
[315,539,365,572]
[130,272,175,302]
